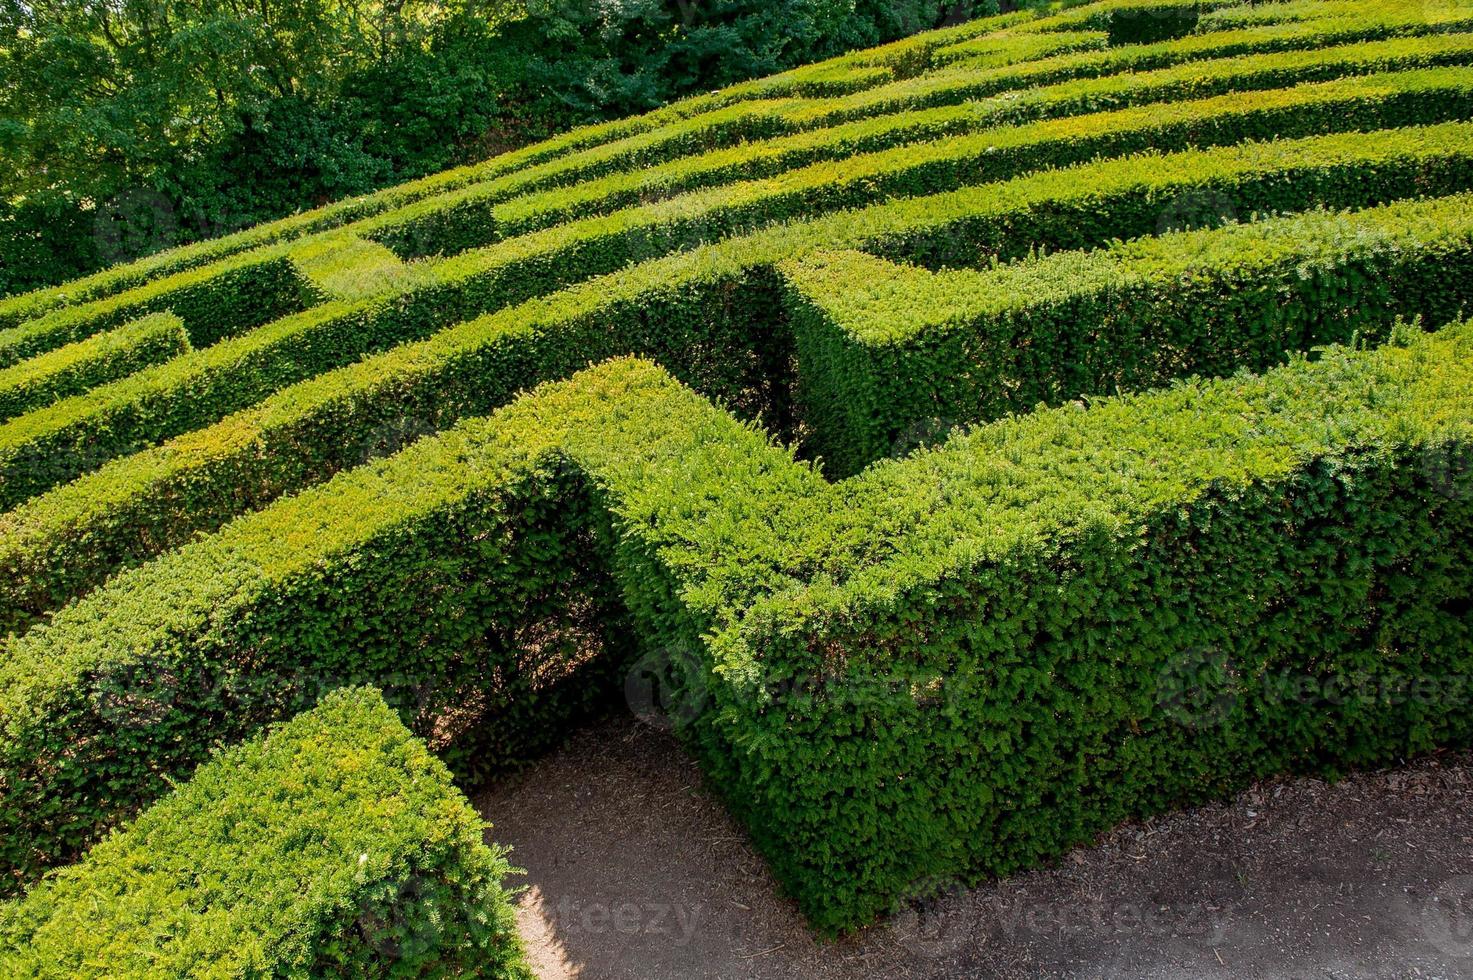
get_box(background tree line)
[0,0,1005,296]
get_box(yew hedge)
[2,319,1470,929]
[3,121,1472,512]
[0,687,530,978]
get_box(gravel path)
[475,718,1473,980]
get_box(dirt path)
[475,718,1473,980]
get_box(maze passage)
[1,0,1471,955]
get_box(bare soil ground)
[475,717,1473,980]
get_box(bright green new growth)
[0,312,188,423]
[1,0,1472,942]
[0,687,530,978]
[781,194,1473,473]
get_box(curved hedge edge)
[780,193,1473,474]
[6,123,1473,632]
[0,687,531,979]
[0,313,189,425]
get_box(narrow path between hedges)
[475,718,1473,980]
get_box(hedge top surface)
[778,192,1473,345]
[0,686,529,978]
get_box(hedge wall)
[0,312,188,424]
[4,120,1472,512]
[4,318,1470,928]
[782,193,1473,475]
[0,0,1456,328]
[369,32,1473,258]
[682,319,1473,931]
[0,256,310,371]
[0,687,530,978]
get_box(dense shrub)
[4,0,1463,328]
[783,195,1473,474]
[0,687,531,978]
[5,135,1473,636]
[0,313,188,423]
[3,319,1470,928]
[3,0,1473,944]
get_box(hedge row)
[0,0,1442,330]
[0,0,1058,328]
[0,359,719,884]
[860,8,1473,121]
[485,65,1473,242]
[0,255,310,372]
[0,687,531,978]
[4,316,1471,928]
[783,193,1473,474]
[369,26,1473,257]
[690,319,1473,931]
[5,124,1473,631]
[7,117,1467,511]
[0,313,188,425]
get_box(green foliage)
[5,125,1473,636]
[0,312,188,423]
[0,687,531,978]
[4,0,1473,945]
[3,320,1470,927]
[782,194,1473,474]
[4,0,1464,327]
[0,0,1021,297]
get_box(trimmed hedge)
[484,67,1473,241]
[0,360,727,884]
[370,31,1473,258]
[0,0,1062,328]
[0,255,310,371]
[0,0,1454,327]
[689,319,1473,932]
[782,194,1473,474]
[0,312,188,424]
[3,318,1471,928]
[5,127,1473,635]
[7,118,1469,511]
[0,687,531,978]
[6,125,1473,635]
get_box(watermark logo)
[1424,874,1473,958]
[624,641,709,731]
[1156,645,1238,730]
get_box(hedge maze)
[2,0,1473,967]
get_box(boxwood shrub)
[0,0,1455,328]
[5,132,1473,636]
[0,312,188,424]
[782,193,1473,474]
[0,687,531,978]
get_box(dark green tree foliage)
[0,0,999,295]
